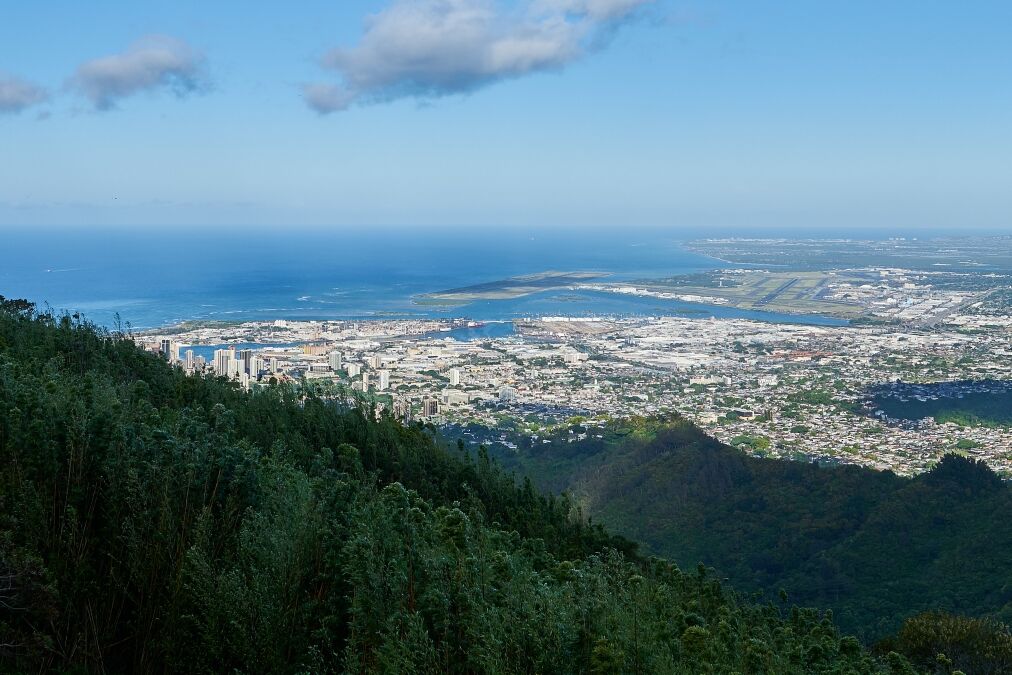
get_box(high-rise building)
[441,389,469,405]
[422,398,440,417]
[393,398,412,424]
[239,349,254,374]
[184,349,195,370]
[563,351,587,365]
[213,349,232,377]
[377,370,390,391]
[448,368,461,386]
[366,354,381,369]
[362,372,370,390]
[498,385,517,404]
[160,339,175,363]
[346,363,361,377]
[328,351,342,371]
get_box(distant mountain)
[488,416,1012,642]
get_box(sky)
[1,1,1011,231]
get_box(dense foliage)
[0,299,913,673]
[872,389,1012,428]
[489,417,1012,643]
[875,612,1012,675]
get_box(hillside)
[487,416,1012,642]
[0,297,921,673]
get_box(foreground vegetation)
[0,297,1005,673]
[489,416,1012,646]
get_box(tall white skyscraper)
[239,349,254,374]
[184,349,194,370]
[160,339,176,363]
[378,370,390,391]
[362,372,370,390]
[448,368,460,386]
[213,349,234,378]
[329,351,342,371]
[346,363,361,377]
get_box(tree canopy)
[0,297,980,673]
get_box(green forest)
[488,416,1012,645]
[871,389,1012,427]
[0,297,1009,673]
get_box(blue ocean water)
[0,227,845,329]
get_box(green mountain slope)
[489,417,1012,643]
[0,298,911,673]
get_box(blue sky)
[1,1,1011,231]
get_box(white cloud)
[0,73,49,114]
[69,35,206,110]
[304,0,650,113]
[303,83,358,115]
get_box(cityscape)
[139,254,1012,478]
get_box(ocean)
[1,227,846,330]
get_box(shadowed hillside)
[489,416,1012,642]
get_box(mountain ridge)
[486,416,1012,642]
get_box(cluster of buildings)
[141,293,1012,478]
[819,269,979,325]
[159,339,277,388]
[583,267,988,327]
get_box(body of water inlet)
[1,227,847,329]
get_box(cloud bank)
[305,0,650,113]
[69,35,206,110]
[0,73,49,114]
